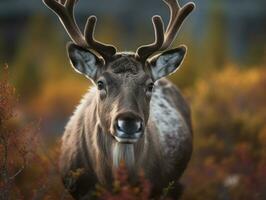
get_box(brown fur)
[59,54,192,199]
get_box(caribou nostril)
[117,118,142,134]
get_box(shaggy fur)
[60,66,192,199]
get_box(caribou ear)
[148,46,187,81]
[67,42,104,80]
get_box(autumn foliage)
[0,65,70,199]
[1,64,266,199]
[96,163,151,200]
[0,65,39,199]
[183,66,266,200]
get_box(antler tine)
[164,0,180,24]
[43,0,117,59]
[136,0,194,60]
[43,0,87,48]
[64,0,76,12]
[84,16,117,60]
[161,0,195,50]
[136,16,165,61]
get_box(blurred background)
[0,0,265,199]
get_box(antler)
[136,0,195,61]
[43,0,116,60]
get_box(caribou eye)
[97,81,105,90]
[147,83,154,93]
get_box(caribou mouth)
[114,130,143,144]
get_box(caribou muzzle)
[114,113,144,143]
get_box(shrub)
[183,66,266,200]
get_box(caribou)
[43,0,195,199]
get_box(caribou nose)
[116,118,142,134]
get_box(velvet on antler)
[136,0,195,61]
[43,0,117,60]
